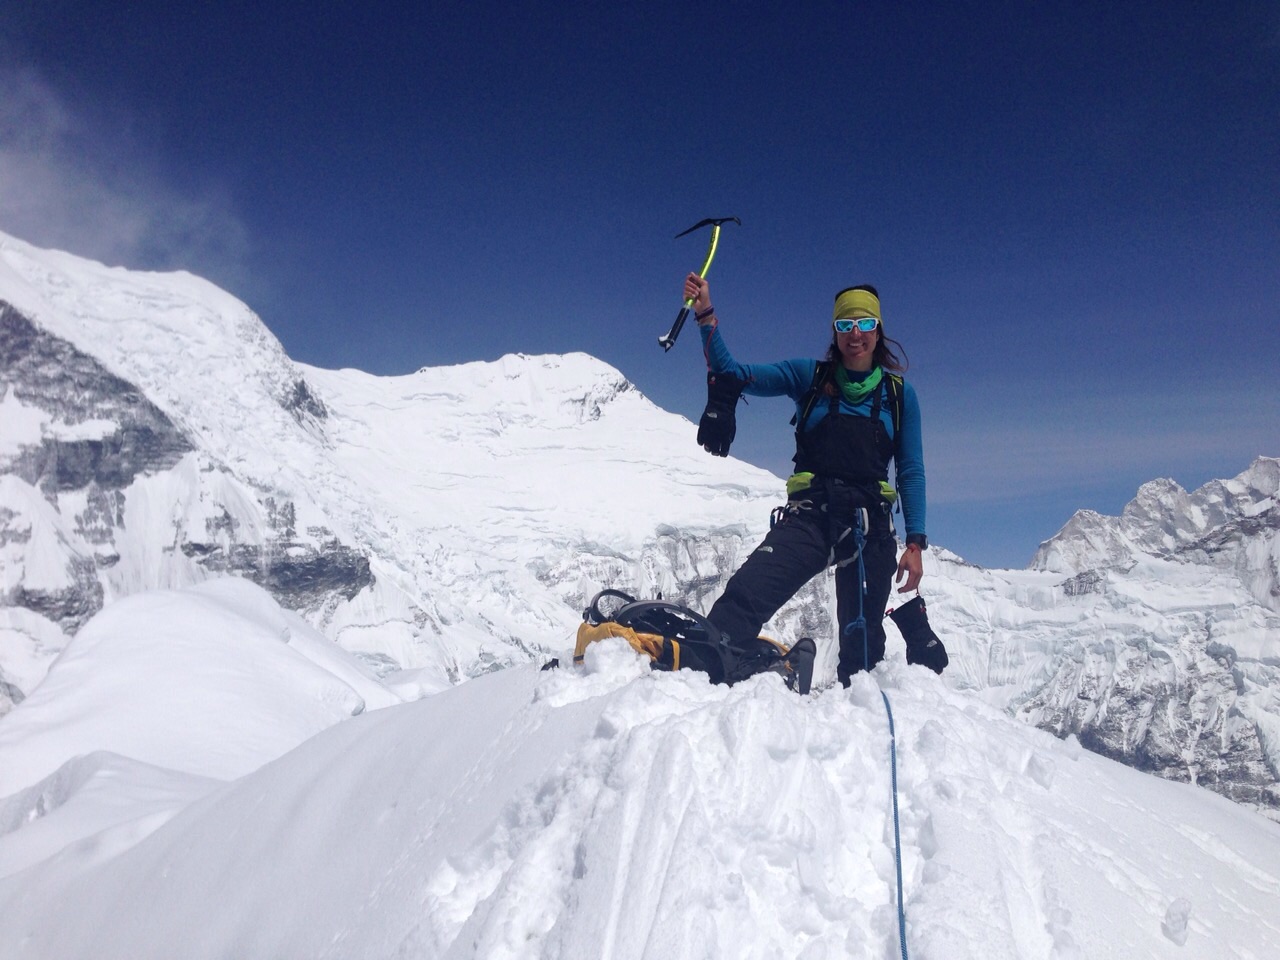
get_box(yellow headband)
[833,287,881,322]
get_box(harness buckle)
[770,499,814,529]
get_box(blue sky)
[2,1,1277,568]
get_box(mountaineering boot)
[889,597,948,674]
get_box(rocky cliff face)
[1,300,373,709]
[2,303,190,633]
[1010,592,1278,810]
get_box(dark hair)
[836,283,881,300]
[824,284,908,377]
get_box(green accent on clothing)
[786,472,815,496]
[789,472,897,504]
[834,364,883,404]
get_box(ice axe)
[658,216,741,351]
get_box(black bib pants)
[706,383,899,686]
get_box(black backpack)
[575,589,817,694]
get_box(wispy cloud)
[0,66,250,287]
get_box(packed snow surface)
[1,583,1278,959]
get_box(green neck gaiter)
[834,364,883,404]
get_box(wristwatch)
[906,534,928,551]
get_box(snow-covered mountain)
[1034,458,1280,610]
[1020,462,1280,804]
[1,230,1278,820]
[0,228,823,708]
[925,516,1280,817]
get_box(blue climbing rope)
[882,688,908,960]
[843,516,910,960]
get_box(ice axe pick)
[658,216,741,351]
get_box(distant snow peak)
[1,298,374,650]
[1015,618,1280,812]
[1033,457,1280,589]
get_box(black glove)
[889,597,949,674]
[697,372,747,456]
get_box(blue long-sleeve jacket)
[701,322,927,541]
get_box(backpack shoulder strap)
[790,360,833,429]
[792,363,902,437]
[886,373,904,442]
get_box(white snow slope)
[0,582,1277,959]
[0,577,400,799]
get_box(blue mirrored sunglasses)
[834,317,879,333]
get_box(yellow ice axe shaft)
[659,216,740,351]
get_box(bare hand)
[684,273,712,314]
[895,545,923,593]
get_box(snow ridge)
[2,642,1277,959]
